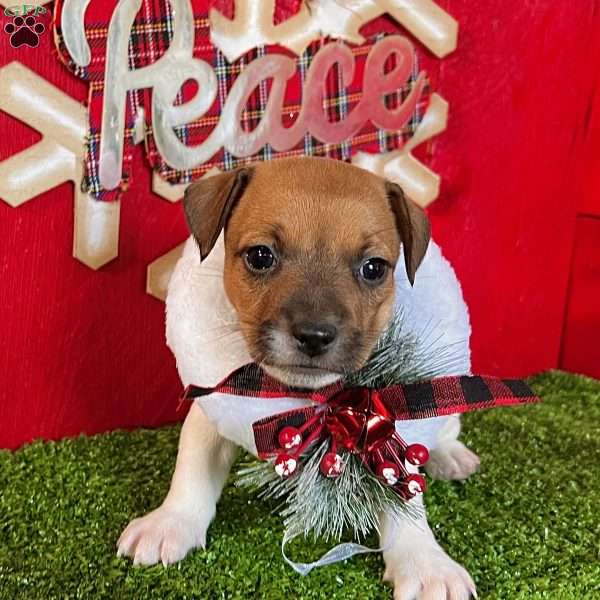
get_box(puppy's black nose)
[292,323,337,357]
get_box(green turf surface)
[1,371,599,599]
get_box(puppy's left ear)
[183,167,253,261]
[385,181,431,286]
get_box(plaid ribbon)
[183,363,540,458]
[53,1,430,200]
[184,361,539,572]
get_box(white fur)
[118,234,479,599]
[381,501,477,600]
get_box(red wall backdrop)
[1,1,599,449]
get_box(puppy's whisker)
[237,320,266,333]
[205,330,246,344]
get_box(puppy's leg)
[381,501,476,600]
[117,403,237,566]
[425,415,480,481]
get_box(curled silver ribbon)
[281,518,403,576]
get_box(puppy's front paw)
[425,441,480,481]
[383,542,476,600]
[117,505,210,566]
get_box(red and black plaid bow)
[183,364,539,497]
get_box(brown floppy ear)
[183,167,252,261]
[385,181,431,286]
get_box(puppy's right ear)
[183,167,252,261]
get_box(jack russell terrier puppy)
[117,157,480,600]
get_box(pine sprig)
[346,308,466,387]
[238,442,423,541]
[237,311,462,542]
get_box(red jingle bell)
[376,461,401,486]
[404,473,427,497]
[405,444,429,466]
[319,452,344,478]
[278,426,302,450]
[274,453,298,478]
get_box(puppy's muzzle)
[291,322,337,357]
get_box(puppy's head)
[184,158,429,388]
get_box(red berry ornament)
[405,444,429,466]
[274,453,298,478]
[376,461,401,485]
[278,426,302,450]
[319,452,344,478]
[404,474,427,497]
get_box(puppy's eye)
[359,258,388,282]
[244,245,277,272]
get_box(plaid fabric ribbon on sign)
[183,363,540,459]
[53,0,430,200]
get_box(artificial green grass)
[1,371,599,599]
